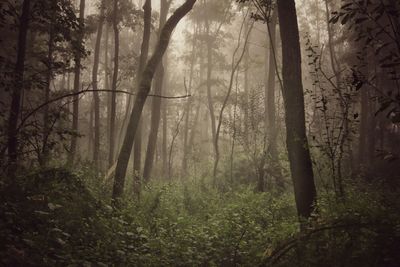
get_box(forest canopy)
[1,0,400,266]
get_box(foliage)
[330,0,400,119]
[1,168,400,266]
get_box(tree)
[277,0,316,219]
[108,0,119,167]
[112,0,198,201]
[265,9,284,190]
[41,0,56,167]
[92,0,105,172]
[7,0,31,175]
[68,0,85,165]
[214,14,252,188]
[133,0,151,195]
[143,0,172,183]
[181,23,198,178]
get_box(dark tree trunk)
[143,0,171,183]
[104,23,111,169]
[68,0,85,165]
[92,0,105,172]
[41,2,56,167]
[359,86,368,166]
[7,0,31,175]
[108,0,119,168]
[277,0,317,219]
[325,0,345,196]
[112,0,197,201]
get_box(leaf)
[48,203,62,210]
[55,238,67,246]
[34,210,50,216]
[341,13,351,25]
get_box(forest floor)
[1,168,400,266]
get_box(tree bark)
[68,0,85,165]
[7,0,31,175]
[108,0,119,168]
[112,0,197,200]
[92,0,105,172]
[143,0,171,183]
[277,0,317,219]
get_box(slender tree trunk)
[359,86,368,166]
[68,0,85,165]
[7,0,31,175]
[324,0,345,196]
[41,3,56,166]
[205,21,218,184]
[88,100,94,158]
[143,0,171,183]
[108,0,119,168]
[277,0,317,219]
[104,23,111,168]
[112,0,197,201]
[162,102,168,176]
[133,0,151,196]
[214,17,252,185]
[182,24,197,178]
[168,111,185,179]
[266,10,284,190]
[92,0,105,172]
[243,19,250,145]
[187,45,205,164]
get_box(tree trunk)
[68,0,85,165]
[162,102,168,176]
[132,0,151,196]
[182,24,197,178]
[214,17,252,186]
[104,23,111,170]
[324,0,346,197]
[277,0,317,219]
[7,0,31,175]
[41,2,56,167]
[112,0,197,200]
[108,0,119,168]
[266,10,284,190]
[92,0,105,172]
[359,85,368,167]
[205,21,218,184]
[143,0,171,183]
[168,111,185,179]
[243,19,250,145]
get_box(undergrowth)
[1,168,399,266]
